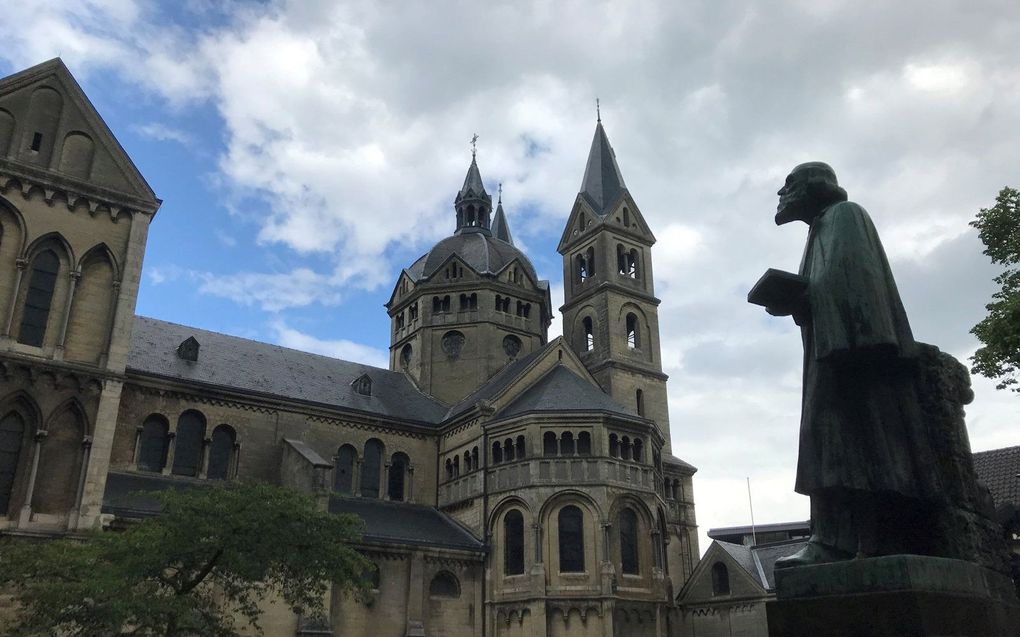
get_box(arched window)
[626,313,639,349]
[469,293,477,309]
[623,207,631,227]
[472,446,479,470]
[207,425,236,480]
[0,411,25,514]
[515,435,525,459]
[400,343,412,369]
[712,562,730,596]
[137,414,168,472]
[18,250,59,347]
[504,509,525,575]
[632,438,643,463]
[504,439,515,462]
[360,439,383,497]
[446,458,453,479]
[463,449,472,472]
[664,478,672,498]
[442,296,451,312]
[577,431,591,456]
[558,505,585,573]
[543,432,558,456]
[672,479,680,500]
[172,410,206,477]
[617,244,627,274]
[620,508,640,575]
[582,316,595,352]
[429,571,461,598]
[576,253,588,283]
[636,389,644,416]
[620,436,632,461]
[586,247,596,278]
[388,452,409,501]
[335,444,357,493]
[492,442,503,464]
[453,455,460,477]
[609,434,620,458]
[560,431,575,456]
[628,249,639,278]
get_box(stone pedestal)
[766,555,1020,637]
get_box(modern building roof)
[127,317,447,425]
[329,496,483,551]
[495,364,637,419]
[708,520,811,542]
[406,231,538,284]
[579,121,627,216]
[973,445,1020,508]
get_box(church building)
[0,59,699,636]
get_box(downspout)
[481,420,489,637]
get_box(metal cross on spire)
[596,98,601,123]
[471,133,479,158]
[498,182,502,204]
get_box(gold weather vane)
[471,133,479,158]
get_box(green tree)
[0,481,368,636]
[970,186,1020,392]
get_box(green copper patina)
[750,163,1009,573]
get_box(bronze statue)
[750,162,1007,571]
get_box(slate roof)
[127,317,447,425]
[495,364,637,419]
[406,231,538,284]
[443,343,553,420]
[714,539,808,591]
[329,496,483,551]
[973,445,1020,508]
[455,155,489,203]
[491,201,514,245]
[579,121,627,216]
[101,470,204,518]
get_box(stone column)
[54,269,80,356]
[198,437,211,479]
[407,464,415,503]
[231,442,241,479]
[67,435,93,529]
[162,431,177,476]
[353,458,362,496]
[382,461,391,500]
[132,425,143,465]
[3,258,27,340]
[17,429,47,527]
[75,380,125,529]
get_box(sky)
[2,0,1018,555]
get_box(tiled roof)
[973,445,1020,508]
[127,317,447,425]
[328,496,483,551]
[579,121,627,216]
[494,364,636,419]
[406,231,538,284]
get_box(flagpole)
[747,476,757,546]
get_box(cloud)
[271,321,389,368]
[196,268,342,312]
[132,122,196,147]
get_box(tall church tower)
[558,120,672,450]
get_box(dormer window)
[177,336,200,362]
[352,374,372,396]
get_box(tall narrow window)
[207,424,236,480]
[576,253,588,283]
[712,562,730,596]
[583,317,595,352]
[388,452,409,501]
[558,506,585,572]
[636,389,644,416]
[628,249,639,278]
[171,410,205,477]
[360,439,383,497]
[472,446,479,470]
[626,313,639,349]
[492,441,503,464]
[137,414,169,472]
[453,455,460,477]
[515,435,525,459]
[632,438,644,463]
[335,444,356,494]
[620,508,640,575]
[0,412,25,514]
[18,250,59,347]
[609,434,620,458]
[543,432,558,456]
[586,247,596,277]
[504,439,515,462]
[617,244,627,274]
[505,509,525,575]
[577,432,591,456]
[560,431,575,456]
[620,436,632,461]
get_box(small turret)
[454,143,493,234]
[491,185,514,245]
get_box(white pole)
[747,476,757,546]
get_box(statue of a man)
[752,162,944,568]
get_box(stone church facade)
[0,59,699,636]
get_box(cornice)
[0,161,160,218]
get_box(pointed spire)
[457,155,488,201]
[492,184,514,245]
[579,120,627,216]
[454,137,493,234]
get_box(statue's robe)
[796,201,939,500]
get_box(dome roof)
[407,230,538,283]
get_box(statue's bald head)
[776,161,848,225]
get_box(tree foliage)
[0,481,368,636]
[970,186,1020,392]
